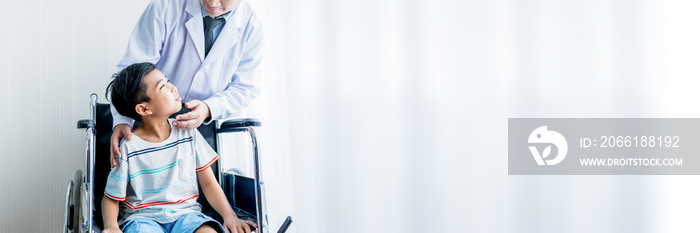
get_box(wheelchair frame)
[64,94,275,233]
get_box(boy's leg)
[121,218,167,233]
[171,212,226,233]
[194,223,218,233]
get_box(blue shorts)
[121,212,225,233]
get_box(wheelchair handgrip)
[218,118,261,133]
[77,119,94,129]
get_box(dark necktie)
[203,16,225,57]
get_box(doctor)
[109,0,263,168]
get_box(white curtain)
[270,0,700,232]
[218,1,296,233]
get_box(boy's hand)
[102,227,123,233]
[173,100,211,130]
[222,215,257,233]
[110,124,133,168]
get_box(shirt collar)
[201,4,234,21]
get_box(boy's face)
[140,69,182,118]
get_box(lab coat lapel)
[202,9,243,66]
[184,0,205,62]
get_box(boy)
[103,62,257,233]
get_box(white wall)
[0,0,149,232]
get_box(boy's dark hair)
[106,62,156,122]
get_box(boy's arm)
[198,167,257,233]
[102,142,129,233]
[102,195,122,232]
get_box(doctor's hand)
[173,100,211,130]
[110,124,133,168]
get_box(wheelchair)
[63,94,292,233]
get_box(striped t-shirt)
[104,119,219,224]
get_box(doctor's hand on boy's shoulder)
[110,123,133,168]
[222,215,257,233]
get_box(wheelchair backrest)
[91,103,115,229]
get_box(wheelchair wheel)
[63,180,73,233]
[72,170,83,233]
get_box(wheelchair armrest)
[224,168,246,176]
[77,119,94,129]
[218,118,261,133]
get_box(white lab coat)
[112,0,263,127]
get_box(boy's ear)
[135,103,152,117]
